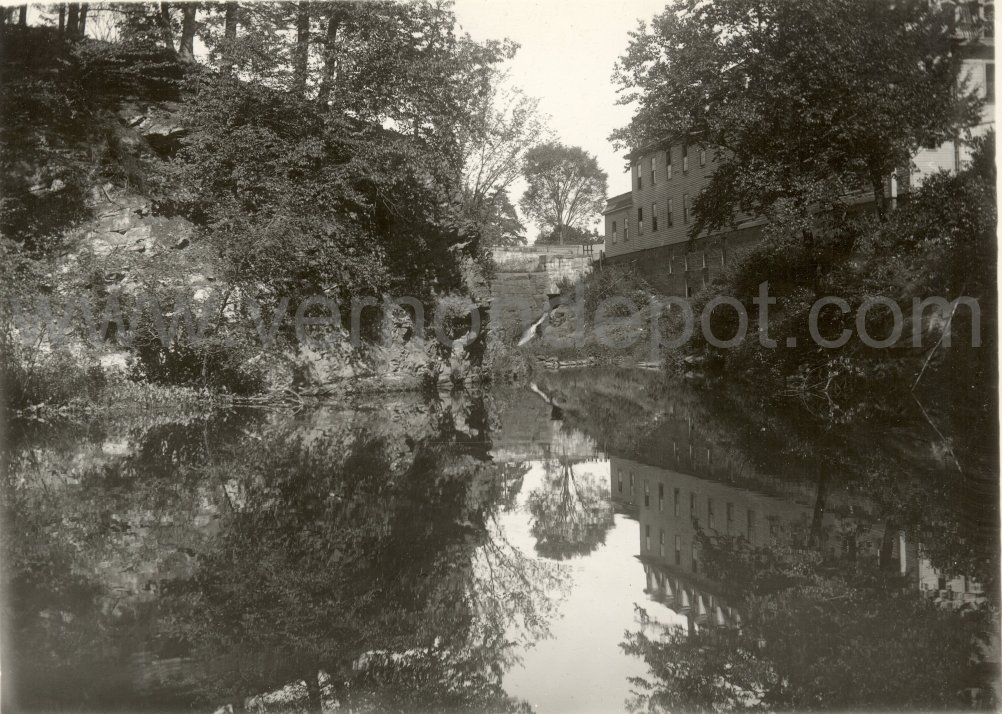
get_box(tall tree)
[292,1,310,95]
[221,0,237,75]
[460,71,547,247]
[157,2,174,53]
[612,0,983,231]
[519,142,607,245]
[66,2,78,37]
[178,3,197,63]
[76,2,87,36]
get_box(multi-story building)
[916,2,996,177]
[603,2,994,296]
[602,141,766,297]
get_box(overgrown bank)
[1,16,531,414]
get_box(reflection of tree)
[3,398,565,713]
[155,426,556,712]
[526,456,614,560]
[623,532,996,712]
[622,607,779,713]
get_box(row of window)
[635,145,707,190]
[645,525,696,570]
[617,472,760,540]
[610,195,691,243]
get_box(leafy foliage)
[613,0,983,232]
[519,142,608,245]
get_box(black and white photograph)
[0,1,999,711]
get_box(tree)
[612,0,983,233]
[535,224,602,246]
[292,0,310,95]
[459,72,548,246]
[479,192,527,247]
[520,142,607,245]
[178,3,198,63]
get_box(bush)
[128,313,264,395]
[1,339,106,412]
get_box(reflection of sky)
[496,459,687,714]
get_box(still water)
[3,369,999,712]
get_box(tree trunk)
[158,2,175,54]
[293,1,310,96]
[58,3,65,33]
[316,7,343,107]
[808,459,828,548]
[222,1,238,75]
[178,4,197,62]
[870,166,887,221]
[18,4,27,26]
[77,3,87,36]
[305,670,322,714]
[558,223,565,246]
[66,2,78,37]
[879,520,897,571]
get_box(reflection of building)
[639,557,743,631]
[602,390,995,631]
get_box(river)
[2,368,998,712]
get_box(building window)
[683,194,690,224]
[652,203,658,232]
[659,529,665,557]
[673,488,680,517]
[667,252,673,274]
[645,524,651,551]
[666,198,674,227]
[691,543,698,573]
[618,473,623,493]
[701,251,707,269]
[611,220,617,244]
[651,156,657,185]
[644,480,650,507]
[630,471,635,495]
[658,483,665,511]
[699,148,706,167]
[674,534,681,565]
[636,163,642,190]
[988,62,995,102]
[624,218,629,241]
[682,143,689,172]
[637,207,644,235]
[666,149,673,179]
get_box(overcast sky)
[453,0,668,238]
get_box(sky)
[452,0,669,239]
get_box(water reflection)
[2,396,565,713]
[534,368,999,711]
[2,369,998,712]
